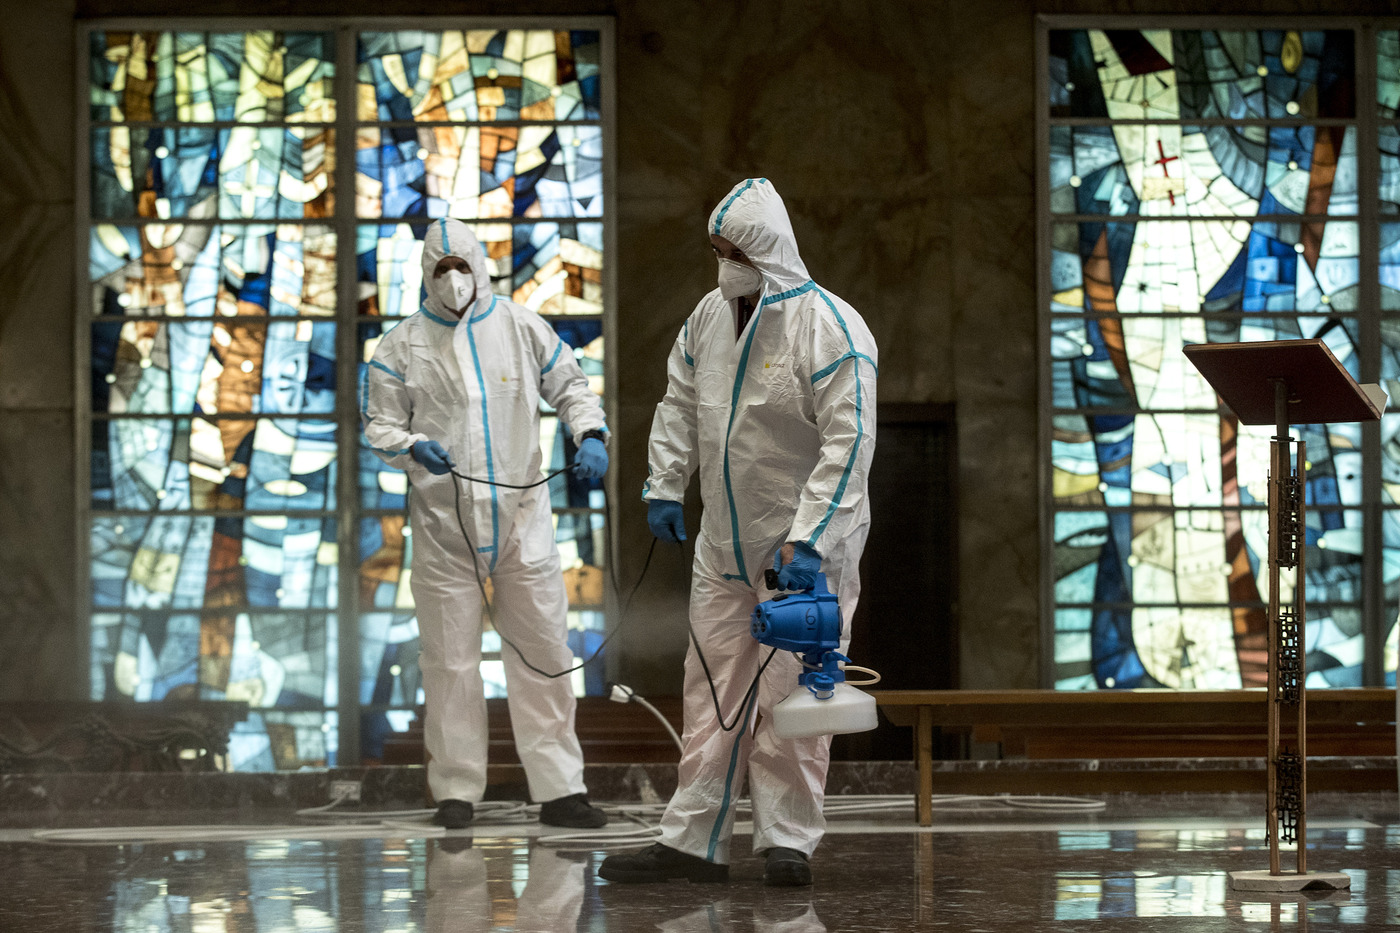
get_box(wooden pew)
[872,688,1397,826]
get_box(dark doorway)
[832,402,958,761]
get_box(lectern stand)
[1184,339,1384,892]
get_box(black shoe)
[539,792,608,829]
[598,843,729,884]
[764,847,812,887]
[432,799,474,829]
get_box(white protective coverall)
[362,218,608,805]
[643,178,878,863]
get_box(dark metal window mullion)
[333,23,362,766]
[75,23,95,701]
[1036,16,1055,688]
[1357,24,1386,687]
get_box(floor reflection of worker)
[425,838,488,932]
[514,846,587,931]
[425,838,587,933]
[655,898,828,933]
[655,898,734,933]
[754,900,828,933]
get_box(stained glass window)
[1044,25,1400,691]
[353,29,608,757]
[83,22,612,769]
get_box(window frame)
[74,16,618,765]
[1036,15,1395,690]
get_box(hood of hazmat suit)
[361,218,608,575]
[644,177,878,587]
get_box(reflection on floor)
[0,793,1396,931]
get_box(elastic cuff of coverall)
[577,427,609,447]
[752,835,819,859]
[640,486,682,506]
[659,832,730,867]
[401,432,431,465]
[780,532,820,558]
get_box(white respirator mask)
[717,258,763,301]
[437,269,475,312]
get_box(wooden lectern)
[1184,338,1384,892]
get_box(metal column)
[1266,379,1307,875]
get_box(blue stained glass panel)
[355,224,432,317]
[1051,125,1358,218]
[1387,511,1400,599]
[356,124,601,221]
[91,126,334,220]
[1380,225,1400,307]
[357,30,600,123]
[1054,507,1363,606]
[1378,126,1400,214]
[92,318,336,417]
[358,445,409,514]
[90,223,336,318]
[90,31,336,123]
[91,516,217,610]
[1051,221,1359,315]
[1378,30,1400,119]
[1050,313,1361,408]
[1049,30,1355,120]
[358,516,412,612]
[1053,505,1363,689]
[551,318,603,397]
[232,711,337,770]
[359,611,421,722]
[1303,607,1366,688]
[512,222,603,315]
[1052,411,1360,510]
[92,417,336,513]
[1052,607,1096,688]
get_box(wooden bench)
[872,689,1398,825]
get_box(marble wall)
[0,1,81,701]
[2,0,1377,705]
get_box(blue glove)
[411,440,455,475]
[647,499,686,543]
[773,541,822,590]
[573,436,609,480]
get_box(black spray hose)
[448,465,652,680]
[447,464,774,731]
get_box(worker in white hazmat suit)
[362,218,610,830]
[599,179,877,886]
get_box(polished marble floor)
[0,793,1396,931]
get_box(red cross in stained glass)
[1153,140,1179,206]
